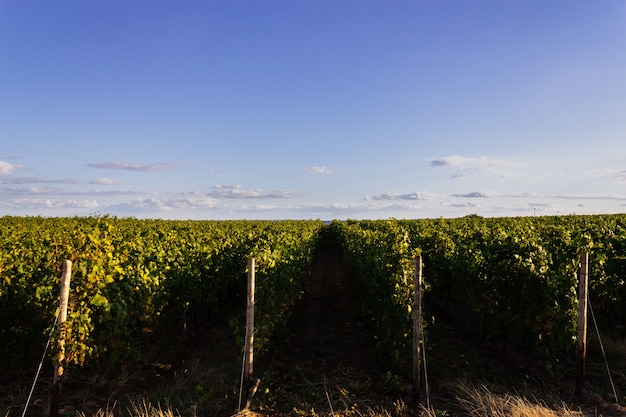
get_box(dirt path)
[256,233,383,413]
[287,232,369,370]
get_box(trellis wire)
[422,331,430,408]
[237,344,246,412]
[588,296,619,406]
[21,312,59,417]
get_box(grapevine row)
[331,215,626,376]
[2,214,626,378]
[0,216,324,370]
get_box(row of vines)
[2,214,626,379]
[0,216,324,371]
[330,214,626,376]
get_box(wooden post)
[240,257,261,410]
[412,255,423,406]
[50,260,72,417]
[575,252,589,396]
[244,258,255,386]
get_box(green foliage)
[3,213,626,381]
[0,216,323,371]
[328,219,419,375]
[329,214,626,376]
[402,214,626,358]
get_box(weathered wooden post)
[244,258,255,386]
[241,257,260,411]
[575,252,589,396]
[50,260,72,417]
[412,255,423,406]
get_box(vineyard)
[2,214,626,416]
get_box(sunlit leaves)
[0,216,324,371]
[3,213,626,377]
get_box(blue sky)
[2,0,626,220]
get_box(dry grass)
[452,381,584,417]
[21,375,612,417]
[75,400,184,417]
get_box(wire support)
[588,296,619,406]
[237,344,246,412]
[21,312,59,417]
[421,333,430,409]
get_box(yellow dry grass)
[76,400,183,417]
[453,383,584,417]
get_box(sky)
[1,0,626,220]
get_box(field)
[2,215,626,416]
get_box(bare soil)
[255,231,392,414]
[288,231,371,371]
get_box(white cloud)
[2,177,78,184]
[118,196,218,211]
[430,155,524,181]
[66,200,99,208]
[304,166,332,175]
[429,155,520,168]
[549,194,626,201]
[442,201,480,209]
[0,186,72,196]
[88,162,175,172]
[0,161,24,175]
[504,192,539,198]
[90,178,121,185]
[289,201,430,215]
[528,203,552,209]
[0,186,143,201]
[365,192,436,201]
[8,198,98,209]
[451,172,474,180]
[451,191,490,198]
[609,170,626,181]
[207,184,302,199]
